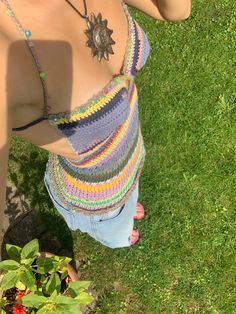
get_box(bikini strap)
[1,0,49,118]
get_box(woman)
[0,0,191,249]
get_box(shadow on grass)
[2,138,75,263]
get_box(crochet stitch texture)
[45,2,151,214]
[1,0,151,215]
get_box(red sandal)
[133,202,145,220]
[130,229,140,245]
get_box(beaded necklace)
[1,0,50,118]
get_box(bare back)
[0,0,129,160]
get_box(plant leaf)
[36,306,50,314]
[50,289,58,301]
[52,256,72,272]
[51,304,82,314]
[0,271,20,290]
[21,292,47,308]
[68,281,91,297]
[36,305,58,314]
[37,257,54,274]
[6,244,22,262]
[21,257,35,266]
[75,291,94,306]
[55,295,79,306]
[20,266,36,289]
[21,239,39,259]
[0,297,8,309]
[0,260,20,271]
[68,280,91,290]
[15,280,26,290]
[45,272,61,295]
[60,269,68,280]
[58,257,72,270]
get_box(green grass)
[8,1,236,313]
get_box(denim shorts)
[44,174,139,248]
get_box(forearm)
[154,0,191,20]
[0,197,6,262]
[124,0,191,21]
[0,128,11,245]
[0,172,8,262]
[0,145,9,242]
[0,32,12,252]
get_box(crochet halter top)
[3,1,151,214]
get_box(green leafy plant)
[0,239,93,314]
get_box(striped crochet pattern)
[45,1,151,214]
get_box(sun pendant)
[84,12,115,62]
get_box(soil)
[1,180,67,259]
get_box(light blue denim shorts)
[44,174,139,248]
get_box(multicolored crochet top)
[2,0,151,214]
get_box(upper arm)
[0,31,12,213]
[124,0,191,21]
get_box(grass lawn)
[8,0,236,313]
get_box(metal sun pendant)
[84,12,115,62]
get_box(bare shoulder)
[0,5,12,43]
[0,14,23,110]
[0,23,16,114]
[124,0,191,21]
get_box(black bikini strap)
[12,116,48,131]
